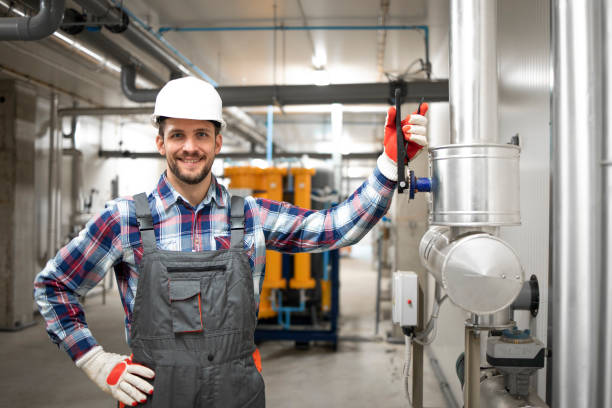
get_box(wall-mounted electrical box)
[392,271,419,327]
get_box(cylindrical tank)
[430,144,521,226]
[419,226,524,314]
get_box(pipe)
[46,93,58,259]
[0,0,64,41]
[120,64,159,103]
[108,0,215,85]
[464,325,480,408]
[602,1,612,406]
[98,150,381,161]
[73,0,183,78]
[375,0,391,82]
[449,0,498,145]
[551,1,604,407]
[266,105,273,163]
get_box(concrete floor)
[0,248,449,408]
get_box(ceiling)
[0,0,439,154]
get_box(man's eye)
[171,133,183,138]
[197,132,209,137]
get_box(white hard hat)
[151,76,226,130]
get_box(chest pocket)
[167,267,232,333]
[169,278,202,333]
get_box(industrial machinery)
[224,165,339,349]
[390,1,549,407]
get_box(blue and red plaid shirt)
[34,167,396,361]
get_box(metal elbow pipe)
[0,0,65,41]
[419,226,524,314]
[121,64,160,103]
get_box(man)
[34,76,428,407]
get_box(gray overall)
[129,193,265,408]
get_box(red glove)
[383,103,429,163]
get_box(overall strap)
[230,195,245,249]
[134,192,156,254]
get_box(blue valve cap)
[416,177,432,192]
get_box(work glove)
[76,346,155,407]
[377,103,429,181]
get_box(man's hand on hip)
[76,346,155,406]
[383,103,429,163]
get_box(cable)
[413,294,448,346]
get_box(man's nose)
[182,135,197,152]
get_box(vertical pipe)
[412,280,426,408]
[46,93,57,258]
[266,105,273,164]
[449,0,498,145]
[600,0,612,406]
[551,1,603,407]
[464,326,480,408]
[331,103,343,193]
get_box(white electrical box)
[392,271,418,327]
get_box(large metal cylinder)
[551,0,605,407]
[430,144,521,226]
[419,227,524,314]
[450,0,498,145]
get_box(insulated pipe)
[551,1,604,407]
[72,0,182,78]
[602,1,612,406]
[120,64,159,103]
[0,0,64,41]
[449,0,498,145]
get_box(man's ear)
[155,133,166,156]
[215,133,223,155]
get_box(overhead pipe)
[59,11,165,86]
[108,0,216,85]
[120,64,159,103]
[72,0,183,78]
[0,0,64,41]
[551,0,605,407]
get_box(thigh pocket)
[169,278,203,333]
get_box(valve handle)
[395,88,407,193]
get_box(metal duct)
[449,0,498,144]
[120,64,159,103]
[0,0,64,41]
[115,80,448,106]
[72,0,182,77]
[551,1,604,407]
[419,226,523,314]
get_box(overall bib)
[129,193,265,408]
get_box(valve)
[394,88,432,199]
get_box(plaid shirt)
[34,167,396,361]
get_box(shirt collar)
[156,171,226,211]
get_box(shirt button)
[208,354,214,362]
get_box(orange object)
[252,348,262,373]
[289,168,316,289]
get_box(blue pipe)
[158,24,429,33]
[109,0,218,86]
[266,105,274,163]
[273,290,306,330]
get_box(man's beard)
[167,155,214,185]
